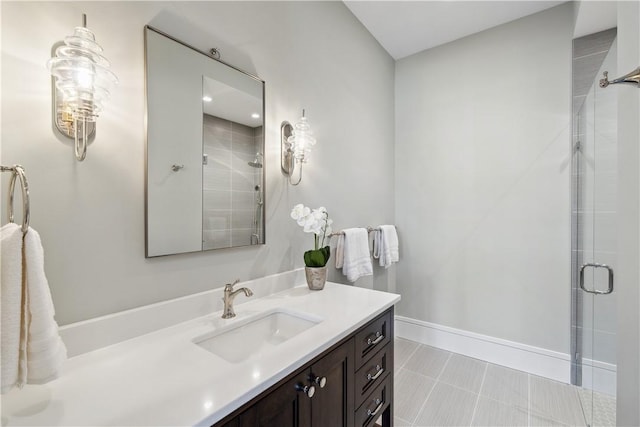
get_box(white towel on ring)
[341,228,372,282]
[23,227,67,385]
[1,224,26,393]
[0,225,67,394]
[373,225,399,268]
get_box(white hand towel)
[373,225,399,268]
[1,224,26,393]
[341,228,373,283]
[335,234,345,269]
[23,227,67,385]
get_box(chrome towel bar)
[328,226,395,238]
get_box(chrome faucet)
[222,279,253,319]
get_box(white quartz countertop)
[1,283,400,426]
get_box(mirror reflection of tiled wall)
[203,115,263,250]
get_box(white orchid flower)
[291,204,312,227]
[291,204,333,252]
[310,208,325,222]
[303,216,321,234]
[290,204,302,220]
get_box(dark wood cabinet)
[353,310,393,427]
[354,374,392,427]
[252,370,312,427]
[214,307,394,427]
[309,338,354,427]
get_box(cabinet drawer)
[354,343,391,408]
[354,310,391,368]
[354,375,391,427]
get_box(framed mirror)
[145,26,265,258]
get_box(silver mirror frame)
[144,25,266,257]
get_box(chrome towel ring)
[1,164,30,233]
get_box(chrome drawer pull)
[366,398,383,417]
[366,331,384,346]
[366,365,384,381]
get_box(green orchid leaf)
[303,246,331,267]
[321,246,330,262]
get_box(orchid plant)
[290,204,333,267]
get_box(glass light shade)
[47,26,118,123]
[287,115,316,162]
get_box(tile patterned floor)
[393,338,616,427]
[578,389,617,427]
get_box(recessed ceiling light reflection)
[204,400,213,410]
[252,368,261,380]
[203,96,212,102]
[251,113,260,119]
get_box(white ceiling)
[202,76,262,128]
[344,1,567,60]
[573,1,617,38]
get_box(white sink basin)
[194,309,323,363]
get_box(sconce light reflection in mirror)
[281,109,316,185]
[47,14,118,161]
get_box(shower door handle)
[579,263,614,295]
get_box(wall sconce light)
[47,14,118,161]
[281,109,316,185]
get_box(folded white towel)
[23,227,67,385]
[1,224,26,393]
[373,225,399,268]
[341,228,373,283]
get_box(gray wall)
[0,1,395,324]
[394,4,573,353]
[616,1,640,424]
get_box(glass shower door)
[574,38,618,427]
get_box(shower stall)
[571,28,618,427]
[202,116,264,249]
[248,152,264,245]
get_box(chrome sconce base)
[281,120,302,185]
[281,109,315,186]
[51,78,96,161]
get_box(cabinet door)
[254,371,312,427]
[310,339,355,427]
[217,414,258,427]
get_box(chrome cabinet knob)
[296,383,316,398]
[311,375,327,388]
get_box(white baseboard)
[396,316,618,395]
[395,315,572,383]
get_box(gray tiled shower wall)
[203,114,263,250]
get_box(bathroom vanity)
[0,273,399,427]
[214,308,394,427]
